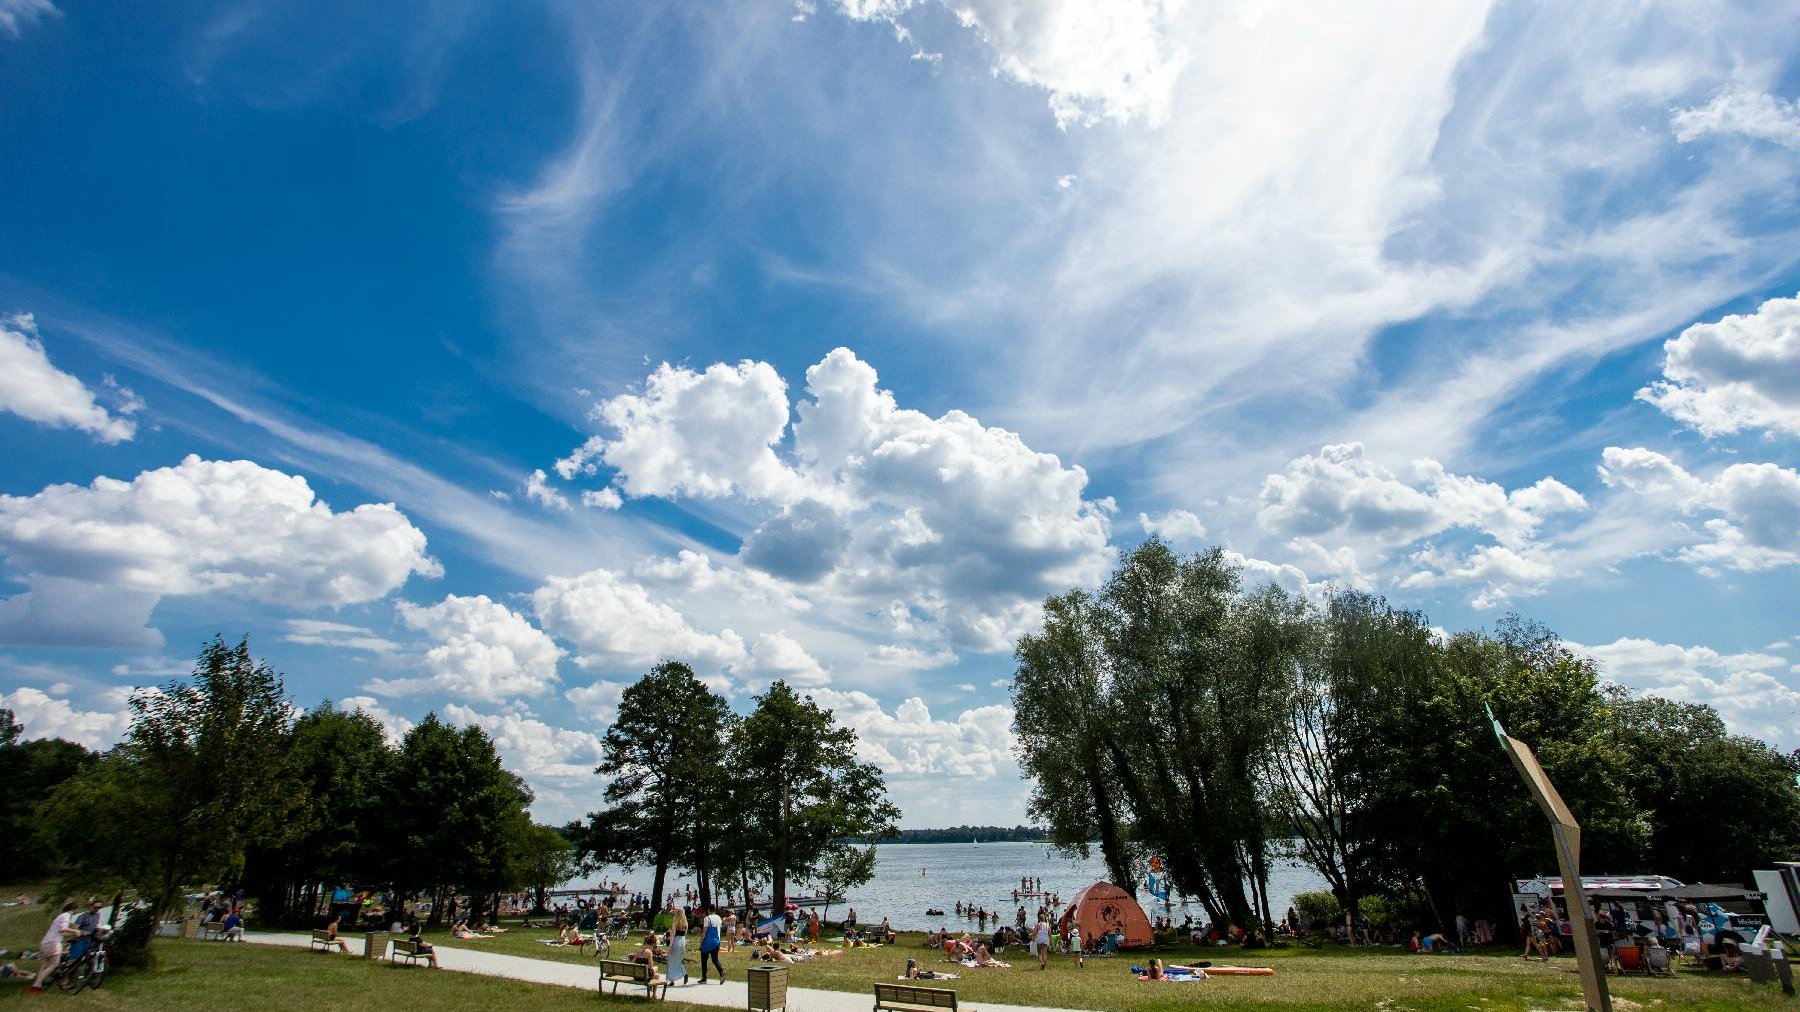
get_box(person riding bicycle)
[28,902,79,993]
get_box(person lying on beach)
[963,944,1011,968]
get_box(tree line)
[566,662,898,915]
[1013,540,1800,935]
[18,637,580,928]
[852,825,1051,844]
[8,642,900,937]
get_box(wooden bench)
[599,958,668,1000]
[201,920,227,940]
[310,929,342,952]
[873,982,958,1012]
[390,938,434,967]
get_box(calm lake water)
[573,841,1329,932]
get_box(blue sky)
[1,0,1796,827]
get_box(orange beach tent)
[1058,881,1154,949]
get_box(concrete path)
[241,932,1083,1012]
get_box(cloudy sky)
[1,0,1795,827]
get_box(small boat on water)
[925,908,945,916]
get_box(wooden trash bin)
[745,964,789,1012]
[364,931,389,959]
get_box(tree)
[508,821,579,914]
[738,681,899,911]
[1266,590,1440,932]
[0,708,93,878]
[587,662,734,911]
[1013,590,1136,889]
[380,713,532,924]
[243,702,394,921]
[814,843,878,924]
[43,637,303,917]
[1606,689,1800,881]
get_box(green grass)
[0,897,1791,1012]
[424,919,1793,1011]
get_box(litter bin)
[364,931,389,959]
[180,911,200,939]
[745,964,788,1012]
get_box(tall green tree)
[1265,591,1441,930]
[381,713,531,924]
[1014,590,1136,890]
[586,662,734,911]
[243,702,394,920]
[43,637,303,917]
[0,708,93,878]
[738,681,899,911]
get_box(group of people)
[926,911,1082,970]
[22,899,107,992]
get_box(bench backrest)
[394,939,420,953]
[313,930,332,940]
[600,959,651,981]
[875,982,957,1008]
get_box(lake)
[571,841,1329,931]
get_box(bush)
[1292,890,1341,932]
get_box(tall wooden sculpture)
[1487,704,1612,1012]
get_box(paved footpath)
[242,932,1084,1012]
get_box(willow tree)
[1013,590,1136,890]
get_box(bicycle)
[48,928,109,993]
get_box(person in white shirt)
[1034,916,1051,969]
[31,902,79,992]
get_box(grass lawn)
[433,919,1793,1011]
[0,897,1791,1011]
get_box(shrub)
[1292,890,1341,931]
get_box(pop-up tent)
[1058,881,1154,949]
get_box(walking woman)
[667,907,690,985]
[698,906,725,983]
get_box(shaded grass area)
[429,921,1793,1012]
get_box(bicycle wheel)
[56,960,89,993]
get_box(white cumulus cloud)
[1138,508,1206,542]
[368,595,564,702]
[1578,637,1800,749]
[0,314,138,443]
[811,687,1017,776]
[532,567,748,675]
[0,456,440,647]
[0,685,135,749]
[1638,293,1800,438]
[1598,448,1800,574]
[524,469,571,511]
